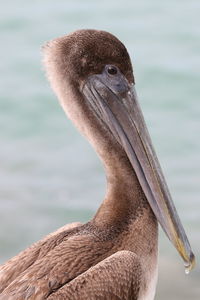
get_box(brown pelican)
[0,29,195,300]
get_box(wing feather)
[0,229,113,299]
[0,222,81,294]
[48,250,142,300]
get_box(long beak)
[82,68,195,272]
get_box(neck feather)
[92,144,148,228]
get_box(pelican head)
[43,29,195,272]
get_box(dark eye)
[106,65,118,75]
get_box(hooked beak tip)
[184,252,195,274]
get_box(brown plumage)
[0,29,194,300]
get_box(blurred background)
[0,0,199,299]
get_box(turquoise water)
[0,1,199,299]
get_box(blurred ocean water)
[0,0,199,299]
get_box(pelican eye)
[106,65,118,75]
